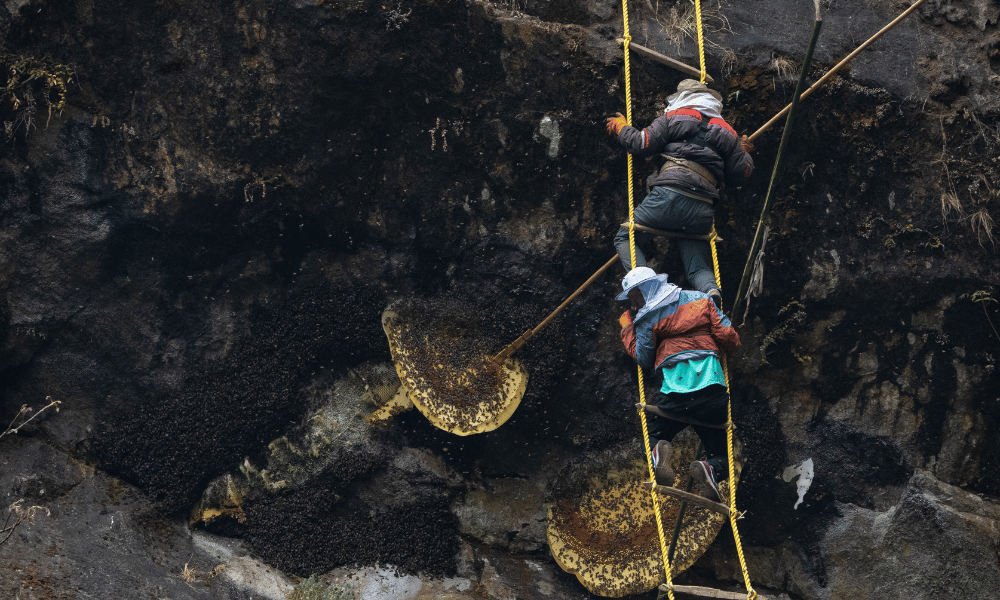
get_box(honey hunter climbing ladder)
[618,1,757,598]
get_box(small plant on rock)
[969,207,996,249]
[0,397,60,548]
[962,288,999,343]
[1,54,75,140]
[770,53,796,81]
[647,0,732,53]
[0,396,60,443]
[0,500,49,548]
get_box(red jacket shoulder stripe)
[708,117,737,137]
[665,108,703,120]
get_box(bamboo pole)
[748,0,930,142]
[732,15,824,322]
[616,39,715,84]
[494,254,618,362]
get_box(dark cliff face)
[1,0,999,598]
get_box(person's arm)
[708,302,740,353]
[620,311,657,369]
[616,112,698,158]
[715,121,754,185]
[620,311,638,360]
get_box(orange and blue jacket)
[620,288,740,371]
[616,107,754,202]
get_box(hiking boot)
[653,440,675,486]
[707,289,722,311]
[690,460,723,503]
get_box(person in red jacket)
[617,266,740,502]
[607,79,754,307]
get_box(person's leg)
[647,391,689,452]
[616,187,688,270]
[614,225,654,271]
[646,392,688,486]
[676,237,720,295]
[693,425,729,481]
[684,385,730,456]
[634,189,717,293]
[634,188,713,232]
[685,385,731,502]
[668,196,717,295]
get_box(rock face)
[703,470,1000,600]
[1,0,999,598]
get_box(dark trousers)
[647,384,730,480]
[613,186,718,294]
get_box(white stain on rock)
[538,115,561,158]
[348,566,422,600]
[192,533,295,600]
[782,458,815,510]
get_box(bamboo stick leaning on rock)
[493,254,618,363]
[748,0,930,143]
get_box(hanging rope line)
[694,0,707,84]
[708,238,757,600]
[619,1,676,598]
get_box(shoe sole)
[654,465,675,486]
[690,462,723,503]
[654,440,674,486]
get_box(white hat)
[616,267,658,301]
[676,78,723,103]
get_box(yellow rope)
[696,3,754,596]
[620,2,675,598]
[694,0,707,84]
[709,237,757,600]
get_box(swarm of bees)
[382,299,528,435]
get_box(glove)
[606,112,627,136]
[619,310,633,329]
[740,134,755,153]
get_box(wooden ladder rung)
[643,481,730,516]
[619,222,721,242]
[660,584,767,599]
[616,39,714,84]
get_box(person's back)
[606,79,755,305]
[615,84,753,202]
[617,267,740,502]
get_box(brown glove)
[740,134,755,153]
[619,310,633,329]
[606,112,627,136]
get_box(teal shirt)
[660,355,726,395]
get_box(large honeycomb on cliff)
[382,298,528,436]
[547,432,743,597]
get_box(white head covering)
[664,79,724,120]
[632,275,682,322]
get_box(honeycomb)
[382,298,528,435]
[546,431,743,597]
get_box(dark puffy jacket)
[617,107,754,201]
